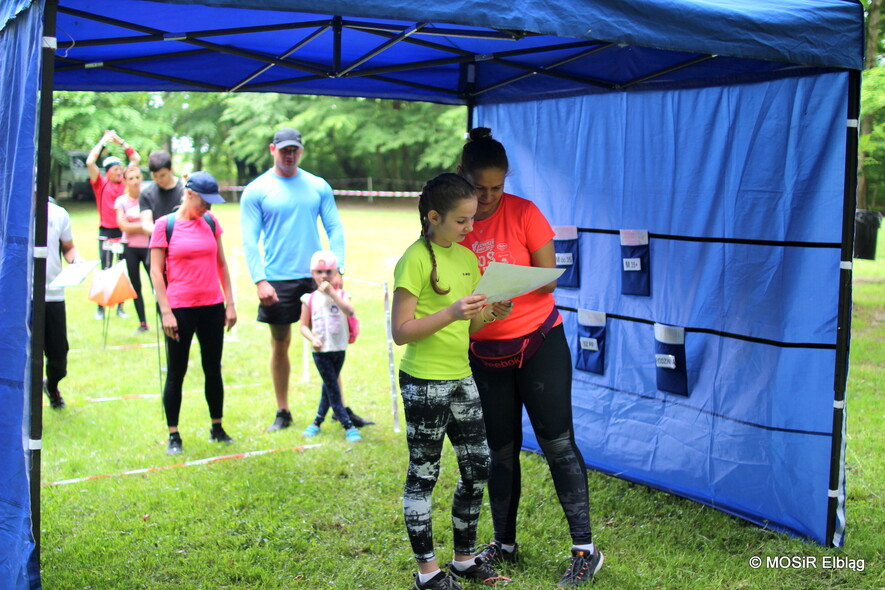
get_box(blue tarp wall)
[0,0,41,588]
[477,69,850,546]
[0,1,864,587]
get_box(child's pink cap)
[310,250,338,271]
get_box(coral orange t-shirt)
[462,193,560,341]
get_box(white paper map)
[472,262,564,303]
[48,260,99,289]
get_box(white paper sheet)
[48,260,99,289]
[472,262,564,303]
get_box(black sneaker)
[347,406,375,427]
[414,571,462,590]
[43,380,66,410]
[333,406,375,428]
[266,409,292,432]
[136,322,149,333]
[557,547,604,587]
[209,426,234,443]
[478,540,518,565]
[447,557,504,584]
[166,434,183,455]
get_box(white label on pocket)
[655,354,676,369]
[556,252,574,266]
[623,258,642,271]
[580,337,598,351]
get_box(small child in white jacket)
[299,250,361,442]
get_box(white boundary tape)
[45,444,322,487]
[42,383,264,406]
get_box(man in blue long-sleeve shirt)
[241,128,346,432]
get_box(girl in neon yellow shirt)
[392,173,512,590]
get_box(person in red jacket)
[86,129,141,320]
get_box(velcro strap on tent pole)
[33,246,48,259]
[29,439,42,450]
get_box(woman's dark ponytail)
[459,127,509,179]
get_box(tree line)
[50,91,467,194]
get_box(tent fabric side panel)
[0,0,42,588]
[475,71,848,546]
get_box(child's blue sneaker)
[302,424,321,437]
[345,427,362,443]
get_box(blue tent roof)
[47,0,863,104]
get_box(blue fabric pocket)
[575,309,606,374]
[553,225,580,288]
[620,229,650,296]
[654,323,688,396]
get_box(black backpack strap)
[165,214,175,243]
[166,213,216,244]
[202,213,216,235]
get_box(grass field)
[38,198,883,589]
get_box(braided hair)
[418,173,475,295]
[458,127,509,179]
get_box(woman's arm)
[116,206,143,233]
[150,247,178,340]
[391,288,487,345]
[215,236,237,331]
[530,239,558,293]
[469,300,514,334]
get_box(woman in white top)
[114,165,151,332]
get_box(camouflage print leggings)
[400,371,490,563]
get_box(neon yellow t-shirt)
[394,238,481,380]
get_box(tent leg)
[30,0,60,572]
[826,68,861,547]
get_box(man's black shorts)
[256,278,314,325]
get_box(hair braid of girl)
[422,224,450,295]
[418,173,473,295]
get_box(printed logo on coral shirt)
[471,239,514,269]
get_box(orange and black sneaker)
[557,547,603,587]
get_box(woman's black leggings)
[123,245,150,324]
[163,303,225,427]
[470,323,592,546]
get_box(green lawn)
[38,199,884,589]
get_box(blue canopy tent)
[0,0,863,587]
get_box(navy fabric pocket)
[620,229,650,296]
[553,225,580,288]
[575,309,606,374]
[654,323,688,396]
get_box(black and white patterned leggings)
[400,371,490,563]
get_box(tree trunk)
[858,0,882,210]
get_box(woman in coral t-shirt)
[150,171,237,456]
[459,128,603,587]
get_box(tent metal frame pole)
[826,68,860,547]
[31,0,60,567]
